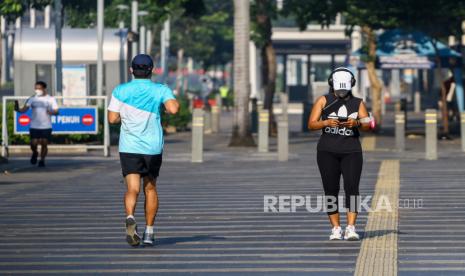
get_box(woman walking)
[308,67,371,240]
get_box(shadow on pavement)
[155,235,226,246]
[0,181,35,185]
[360,229,398,240]
[164,139,185,144]
[2,159,112,174]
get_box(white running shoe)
[329,226,343,240]
[344,225,360,241]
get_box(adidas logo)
[324,105,358,137]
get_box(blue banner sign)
[14,107,98,134]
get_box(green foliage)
[0,1,73,23]
[0,82,14,89]
[0,103,30,145]
[342,0,405,62]
[396,0,465,42]
[161,96,191,130]
[0,0,24,22]
[358,44,375,64]
[342,0,465,59]
[281,0,344,31]
[344,0,401,32]
[168,0,233,68]
[1,0,233,68]
[251,0,277,48]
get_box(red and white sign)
[18,114,31,126]
[82,114,94,126]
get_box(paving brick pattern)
[1,111,465,275]
[0,136,379,275]
[355,160,399,276]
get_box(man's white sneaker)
[329,226,343,240]
[344,225,360,241]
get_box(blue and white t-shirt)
[107,79,175,155]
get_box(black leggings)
[317,151,363,215]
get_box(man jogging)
[108,54,179,246]
[15,81,59,167]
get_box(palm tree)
[230,0,255,146]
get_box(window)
[311,55,332,82]
[287,55,308,86]
[88,64,106,96]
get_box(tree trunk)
[431,39,449,136]
[362,26,383,131]
[262,41,277,136]
[256,0,277,136]
[229,0,255,146]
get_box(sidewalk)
[0,112,464,275]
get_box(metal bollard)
[278,119,289,161]
[211,105,220,133]
[461,112,465,152]
[204,109,212,134]
[414,91,421,113]
[258,109,269,153]
[395,112,405,151]
[425,109,437,160]
[191,109,204,163]
[216,93,222,110]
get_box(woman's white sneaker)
[329,226,343,240]
[344,225,360,241]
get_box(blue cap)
[131,54,153,69]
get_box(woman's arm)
[308,96,339,130]
[357,101,371,131]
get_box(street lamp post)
[97,0,104,102]
[161,19,170,82]
[44,5,51,28]
[54,0,63,96]
[116,4,129,83]
[0,16,6,86]
[131,1,138,58]
[146,29,153,55]
[30,5,36,28]
[138,11,149,55]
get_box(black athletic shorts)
[119,152,163,178]
[29,128,52,141]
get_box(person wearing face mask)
[308,67,371,241]
[15,81,59,167]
